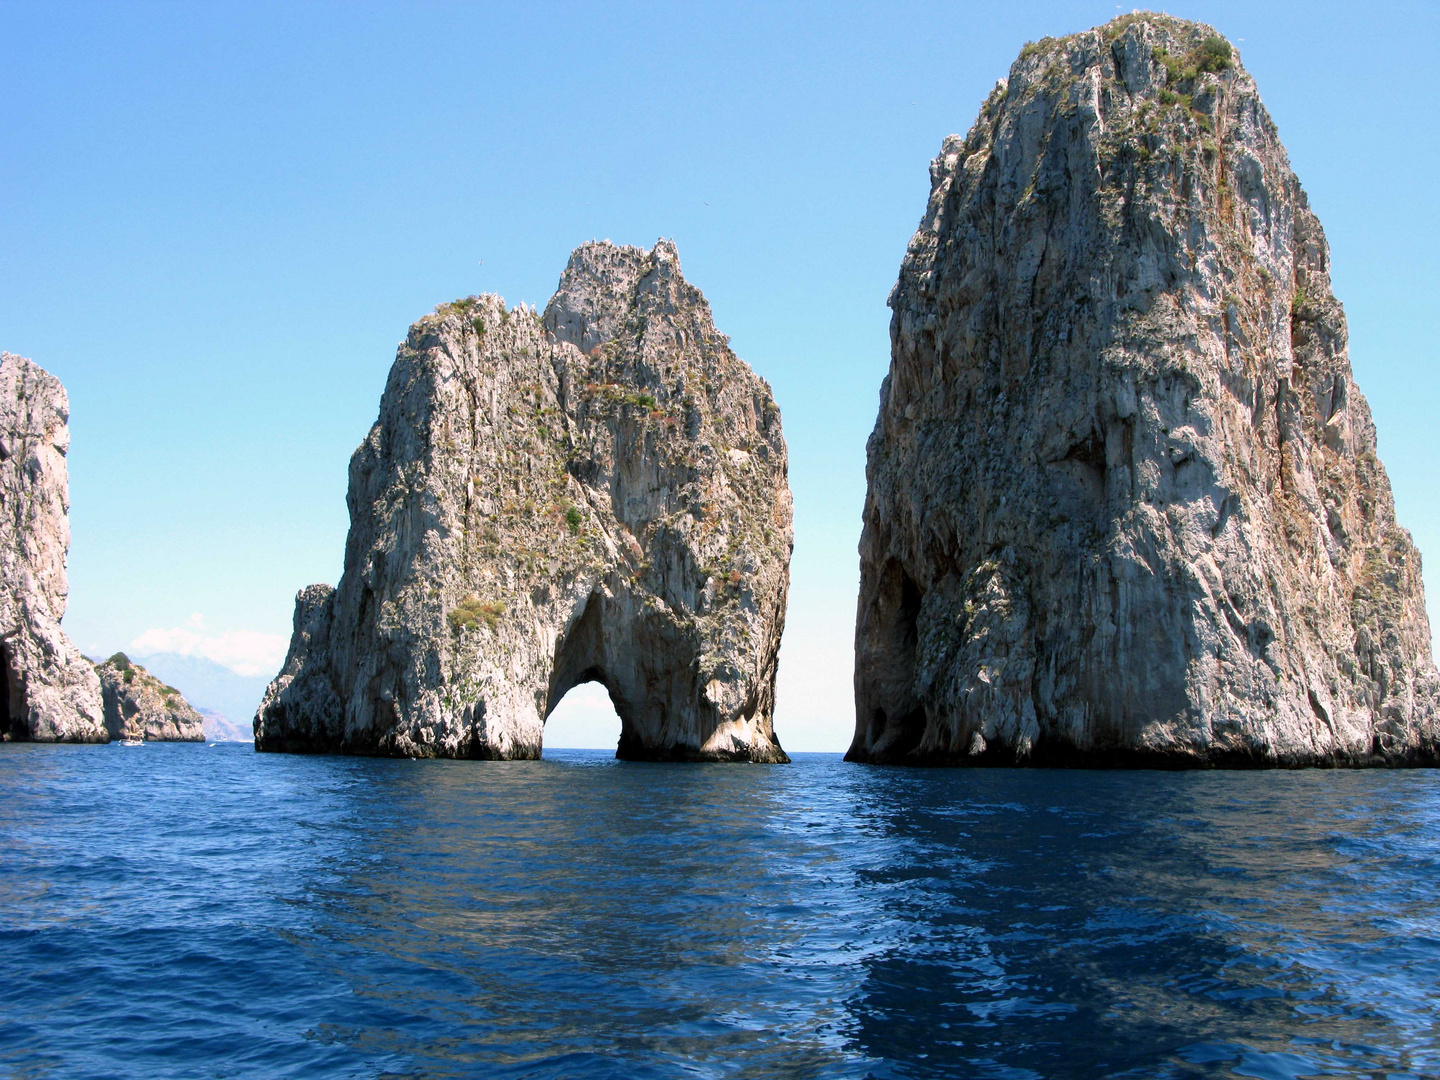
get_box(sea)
[1,743,1437,1079]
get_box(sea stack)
[0,353,107,742]
[850,16,1440,766]
[257,240,792,761]
[95,654,205,742]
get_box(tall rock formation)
[256,240,792,761]
[851,16,1440,766]
[0,353,106,742]
[95,653,205,742]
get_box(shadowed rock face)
[0,353,106,742]
[257,240,792,761]
[95,653,205,742]
[851,16,1440,767]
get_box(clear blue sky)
[2,1,1436,751]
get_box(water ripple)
[1,744,1437,1077]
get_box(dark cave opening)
[0,642,22,741]
[851,558,929,760]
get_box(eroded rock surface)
[95,653,205,742]
[257,240,792,761]
[851,16,1440,766]
[0,352,106,742]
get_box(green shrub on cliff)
[1195,36,1233,73]
[448,595,506,632]
[1154,35,1233,86]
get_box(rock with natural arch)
[0,353,107,743]
[256,240,792,761]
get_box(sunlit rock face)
[95,654,205,742]
[851,16,1440,766]
[0,352,106,743]
[257,240,792,761]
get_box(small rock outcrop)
[257,240,792,761]
[95,653,205,742]
[851,16,1440,766]
[0,352,106,743]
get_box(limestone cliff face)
[0,353,106,743]
[257,240,792,761]
[851,16,1440,766]
[95,653,205,742]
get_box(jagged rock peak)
[850,15,1440,767]
[256,239,793,761]
[95,653,205,742]
[0,352,106,742]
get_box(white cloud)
[130,616,287,678]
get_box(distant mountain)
[200,709,252,743]
[131,653,271,732]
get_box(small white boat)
[119,737,143,746]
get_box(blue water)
[2,745,1439,1079]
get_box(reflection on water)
[838,770,1440,1078]
[1,744,1438,1078]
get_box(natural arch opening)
[539,586,783,762]
[543,680,623,752]
[543,591,636,757]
